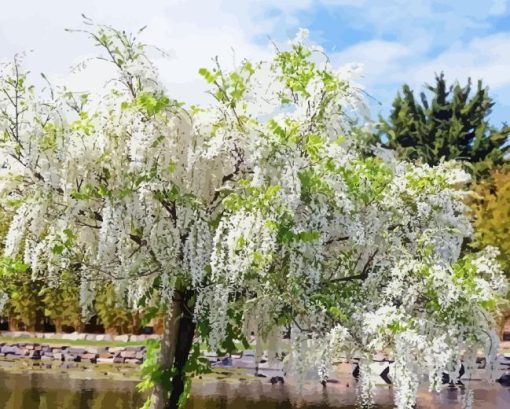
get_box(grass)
[0,335,145,347]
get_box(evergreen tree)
[377,73,510,178]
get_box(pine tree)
[378,73,510,178]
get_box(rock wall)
[0,342,146,365]
[0,331,163,365]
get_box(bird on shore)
[352,362,360,381]
[380,365,392,385]
[496,374,510,386]
[441,364,465,387]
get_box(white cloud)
[489,0,508,15]
[328,32,510,123]
[407,34,510,90]
[1,0,508,122]
[282,0,510,56]
[331,40,412,87]
[331,32,510,92]
[0,0,297,105]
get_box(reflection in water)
[187,379,510,409]
[0,370,144,409]
[0,369,509,408]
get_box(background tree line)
[0,247,157,334]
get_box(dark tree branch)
[329,249,379,284]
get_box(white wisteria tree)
[0,22,506,409]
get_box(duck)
[352,362,360,381]
[496,374,510,386]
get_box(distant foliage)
[0,210,41,331]
[39,271,82,333]
[377,74,510,178]
[0,206,140,333]
[471,167,510,275]
[95,284,142,335]
[0,262,42,331]
[471,167,510,331]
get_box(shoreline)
[1,331,509,380]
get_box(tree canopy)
[377,73,510,178]
[0,24,506,409]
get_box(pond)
[0,369,509,408]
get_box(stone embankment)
[0,342,267,371]
[0,343,146,365]
[0,335,278,373]
[1,331,510,381]
[0,331,161,365]
[0,331,273,370]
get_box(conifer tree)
[378,73,510,178]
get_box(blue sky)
[290,0,510,124]
[1,0,509,125]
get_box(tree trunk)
[34,310,45,332]
[165,307,196,409]
[132,311,142,334]
[499,313,510,339]
[55,319,63,334]
[74,320,85,333]
[150,300,182,409]
[8,317,18,331]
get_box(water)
[0,369,509,408]
[0,370,144,409]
